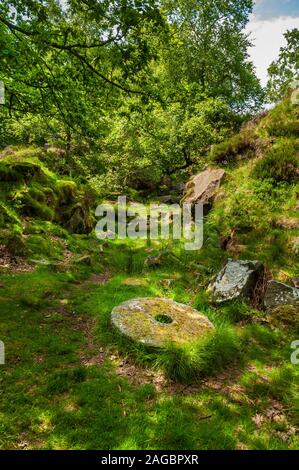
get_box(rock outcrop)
[182,168,225,210]
[111,297,214,348]
[211,259,264,304]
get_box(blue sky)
[246,1,299,86]
[254,0,299,20]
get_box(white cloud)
[246,16,299,87]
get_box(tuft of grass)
[156,324,242,382]
[218,301,255,323]
[46,367,87,394]
[241,364,297,404]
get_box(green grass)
[0,233,298,450]
[209,129,258,165]
[156,324,242,382]
[252,139,299,184]
[0,108,298,450]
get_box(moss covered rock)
[0,148,94,238]
[264,280,299,311]
[111,297,214,348]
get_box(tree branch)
[0,15,147,95]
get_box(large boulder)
[211,259,264,304]
[111,297,214,348]
[182,168,225,209]
[264,281,299,311]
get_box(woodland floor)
[0,236,298,450]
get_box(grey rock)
[171,183,185,193]
[211,259,264,304]
[181,168,225,208]
[264,280,299,311]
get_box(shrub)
[209,130,257,164]
[252,140,299,184]
[262,99,299,137]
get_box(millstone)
[111,297,214,348]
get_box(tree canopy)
[267,28,299,102]
[0,0,264,194]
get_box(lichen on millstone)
[211,259,264,304]
[111,297,214,348]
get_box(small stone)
[160,278,175,289]
[122,278,148,287]
[111,297,214,348]
[158,195,173,204]
[211,259,264,304]
[264,280,299,311]
[292,237,299,254]
[144,255,162,268]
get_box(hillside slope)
[206,97,298,281]
[0,100,298,450]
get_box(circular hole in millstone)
[155,314,173,324]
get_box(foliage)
[252,139,299,184]
[80,98,240,195]
[0,0,298,453]
[209,129,258,165]
[0,0,263,188]
[161,0,263,112]
[260,97,299,137]
[267,28,299,102]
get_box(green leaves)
[267,28,299,102]
[0,0,264,189]
[0,0,165,141]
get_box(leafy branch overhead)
[0,1,297,192]
[0,0,166,133]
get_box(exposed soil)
[0,245,34,273]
